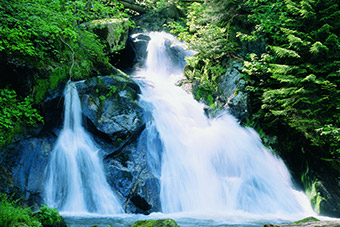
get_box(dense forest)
[1,0,340,223]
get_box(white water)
[44,81,123,215]
[135,32,315,218]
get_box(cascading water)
[44,81,123,215]
[136,32,315,218]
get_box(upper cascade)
[135,31,315,218]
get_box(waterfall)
[44,81,123,215]
[136,32,315,217]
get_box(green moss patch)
[293,216,320,224]
[132,218,180,227]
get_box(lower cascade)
[136,32,315,217]
[44,82,123,215]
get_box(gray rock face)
[218,60,249,122]
[0,134,56,211]
[0,74,161,214]
[75,75,143,140]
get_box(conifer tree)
[245,0,340,156]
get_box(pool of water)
[62,212,301,227]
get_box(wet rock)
[302,159,340,217]
[218,60,249,122]
[75,75,143,142]
[103,127,161,214]
[0,136,56,210]
[129,33,151,68]
[75,75,161,214]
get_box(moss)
[131,219,180,227]
[50,66,68,90]
[96,76,104,86]
[33,79,49,104]
[293,216,320,224]
[301,169,325,214]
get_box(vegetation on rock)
[131,218,180,227]
[292,216,320,224]
[0,89,43,147]
[0,0,134,147]
[0,194,66,227]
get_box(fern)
[270,46,301,58]
[310,41,329,55]
[299,0,316,19]
[285,0,301,15]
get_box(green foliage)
[0,0,132,103]
[36,204,64,227]
[242,0,340,157]
[244,0,284,41]
[0,0,127,59]
[0,89,44,147]
[155,0,177,10]
[168,1,244,107]
[0,194,41,227]
[34,79,50,104]
[108,85,118,96]
[0,194,65,227]
[99,95,107,101]
[0,0,133,144]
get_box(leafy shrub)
[36,204,66,227]
[0,194,41,227]
[0,194,66,227]
[0,89,44,147]
[0,0,133,103]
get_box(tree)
[243,0,340,157]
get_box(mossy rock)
[292,216,320,224]
[86,18,130,53]
[131,218,180,227]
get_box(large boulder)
[86,18,130,53]
[75,75,161,213]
